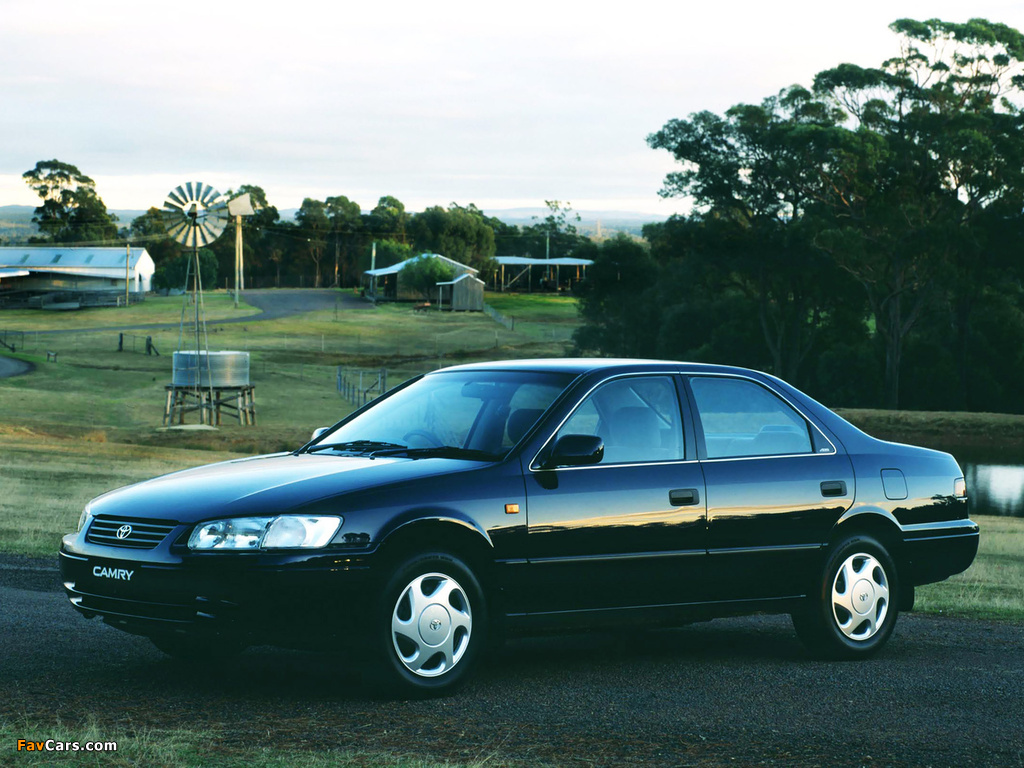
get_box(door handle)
[669,488,700,506]
[820,481,847,497]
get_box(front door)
[522,374,708,615]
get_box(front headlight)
[188,515,343,551]
[78,505,94,533]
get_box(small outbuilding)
[436,272,485,311]
[0,246,155,309]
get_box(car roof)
[432,358,764,378]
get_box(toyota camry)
[60,359,979,695]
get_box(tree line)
[17,162,589,293]
[574,18,1024,414]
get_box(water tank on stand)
[172,351,250,388]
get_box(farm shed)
[0,246,155,309]
[492,256,592,292]
[363,253,478,302]
[436,272,485,311]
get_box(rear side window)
[690,377,813,459]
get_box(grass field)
[0,718,518,768]
[837,407,1024,449]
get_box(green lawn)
[0,718,521,768]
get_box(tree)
[408,203,497,270]
[22,159,118,244]
[295,198,331,287]
[326,195,363,287]
[400,255,456,300]
[372,239,414,270]
[129,207,181,267]
[812,17,1024,407]
[367,195,408,243]
[646,87,859,386]
[572,234,661,357]
[152,249,218,292]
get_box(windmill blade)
[162,182,229,247]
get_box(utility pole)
[125,241,130,307]
[234,213,242,308]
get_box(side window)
[557,376,684,465]
[500,382,566,449]
[690,377,813,459]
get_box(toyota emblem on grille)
[116,524,133,540]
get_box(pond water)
[962,462,1024,517]
[945,445,1024,518]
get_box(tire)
[368,551,487,697]
[792,534,899,659]
[150,633,247,662]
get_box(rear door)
[685,375,855,600]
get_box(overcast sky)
[1,0,1022,217]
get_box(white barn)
[0,247,155,307]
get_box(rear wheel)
[368,551,486,697]
[793,534,899,659]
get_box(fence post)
[118,333,124,352]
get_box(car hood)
[87,452,482,523]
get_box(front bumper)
[59,540,375,649]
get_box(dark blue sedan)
[60,359,978,695]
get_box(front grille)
[86,516,177,550]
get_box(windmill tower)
[227,193,255,308]
[161,182,230,426]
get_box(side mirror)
[311,427,331,441]
[544,434,604,468]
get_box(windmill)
[162,182,229,424]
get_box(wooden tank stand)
[163,385,256,426]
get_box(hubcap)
[391,572,472,678]
[831,553,889,641]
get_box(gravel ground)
[2,556,1022,767]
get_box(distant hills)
[0,204,667,244]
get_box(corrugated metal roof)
[365,253,478,277]
[495,256,593,266]
[0,246,150,269]
[436,273,485,286]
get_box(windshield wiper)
[370,445,503,461]
[305,440,408,455]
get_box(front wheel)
[792,534,899,659]
[369,552,487,697]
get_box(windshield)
[309,370,574,460]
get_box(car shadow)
[107,614,814,701]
